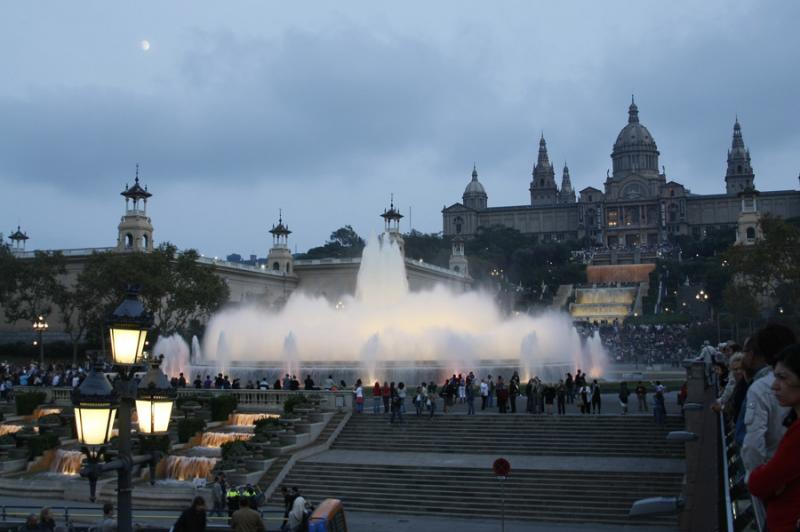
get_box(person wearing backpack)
[287,487,308,532]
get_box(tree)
[2,251,65,325]
[301,225,366,259]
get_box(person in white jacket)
[741,324,796,474]
[287,489,307,532]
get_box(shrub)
[26,432,59,460]
[177,418,206,443]
[209,395,238,421]
[138,435,171,454]
[15,391,47,415]
[253,417,280,433]
[282,395,308,415]
[220,440,248,461]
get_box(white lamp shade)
[109,327,147,365]
[74,405,117,446]
[135,399,173,435]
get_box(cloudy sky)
[1,1,798,257]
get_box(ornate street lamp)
[136,355,176,436]
[107,287,151,366]
[32,315,48,367]
[74,288,174,532]
[73,359,118,452]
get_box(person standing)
[354,379,364,414]
[397,382,407,415]
[653,390,666,425]
[231,497,265,532]
[466,378,476,415]
[173,496,207,532]
[372,381,382,414]
[543,384,555,415]
[496,376,508,414]
[619,382,630,415]
[590,379,602,415]
[38,507,56,531]
[96,503,117,532]
[287,488,307,532]
[635,381,648,412]
[742,324,797,474]
[509,378,519,414]
[426,382,437,418]
[556,380,566,415]
[211,474,225,517]
[748,344,800,532]
[487,374,495,408]
[390,382,403,424]
[579,382,590,415]
[565,373,575,404]
[480,378,489,411]
[381,381,391,414]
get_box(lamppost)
[72,288,176,532]
[32,315,48,367]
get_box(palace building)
[442,99,800,255]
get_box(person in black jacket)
[174,496,207,532]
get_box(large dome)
[611,99,660,179]
[462,165,487,210]
[464,179,486,195]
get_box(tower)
[529,134,559,206]
[448,236,469,276]
[735,187,761,245]
[558,162,576,204]
[462,165,488,210]
[380,195,405,255]
[117,164,154,252]
[267,210,293,274]
[8,226,29,252]
[725,118,755,195]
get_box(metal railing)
[718,406,766,532]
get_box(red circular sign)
[493,458,511,477]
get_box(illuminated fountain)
[0,425,24,437]
[164,456,218,481]
[50,450,84,476]
[199,432,253,448]
[160,231,609,384]
[31,408,62,420]
[228,413,280,427]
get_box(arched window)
[746,227,756,240]
[668,204,678,223]
[540,179,544,187]
[125,233,133,248]
[286,263,291,274]
[737,165,743,173]
[454,216,463,235]
[272,262,280,271]
[142,234,149,249]
[453,265,460,273]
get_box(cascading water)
[164,456,218,481]
[199,432,253,447]
[32,408,61,420]
[156,230,608,383]
[51,450,84,475]
[228,413,280,426]
[0,424,23,436]
[191,336,202,364]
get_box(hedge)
[177,418,206,443]
[209,395,238,422]
[26,432,59,460]
[15,391,47,415]
[282,395,308,415]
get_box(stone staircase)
[332,414,686,458]
[269,461,683,527]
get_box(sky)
[1,1,798,258]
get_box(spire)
[731,116,745,150]
[134,163,140,184]
[628,95,639,124]
[472,164,478,180]
[561,162,573,192]
[537,134,551,167]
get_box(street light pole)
[32,315,48,368]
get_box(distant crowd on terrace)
[584,322,691,366]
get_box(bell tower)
[117,164,154,252]
[380,195,405,256]
[267,210,294,274]
[448,236,469,276]
[725,118,755,195]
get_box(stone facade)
[443,100,800,247]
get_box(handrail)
[717,409,735,532]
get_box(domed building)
[442,98,800,263]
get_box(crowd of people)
[350,369,673,423]
[0,361,89,400]
[589,322,691,366]
[710,323,800,532]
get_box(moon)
[140,40,151,52]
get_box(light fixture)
[72,360,118,449]
[107,287,152,366]
[135,355,176,435]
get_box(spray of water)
[173,232,610,381]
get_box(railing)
[14,386,354,411]
[718,408,766,532]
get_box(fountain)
[156,231,608,384]
[228,413,280,426]
[50,450,84,475]
[191,335,202,363]
[153,334,191,378]
[31,408,62,420]
[0,425,23,437]
[199,432,253,448]
[164,456,218,481]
